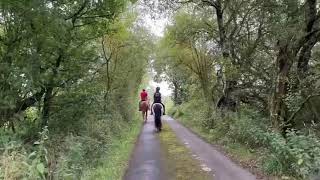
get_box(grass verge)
[159,123,213,180]
[175,115,267,178]
[82,120,141,180]
[175,115,290,180]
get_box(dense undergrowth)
[0,68,147,179]
[169,99,320,179]
[0,102,142,180]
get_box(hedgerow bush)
[0,127,49,180]
[173,101,320,178]
[0,83,142,179]
[217,109,320,178]
[226,116,320,178]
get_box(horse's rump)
[140,101,149,112]
[153,103,163,129]
[153,103,163,115]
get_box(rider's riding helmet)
[156,87,160,91]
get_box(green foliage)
[172,101,320,178]
[156,0,320,179]
[154,10,216,103]
[0,0,151,179]
[82,120,141,180]
[262,154,284,175]
[0,127,49,180]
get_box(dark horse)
[152,103,164,131]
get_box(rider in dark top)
[151,87,165,115]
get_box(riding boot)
[150,103,154,115]
[161,102,166,115]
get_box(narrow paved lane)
[123,115,168,180]
[164,116,256,180]
[124,115,256,180]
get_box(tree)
[0,0,129,128]
[267,0,320,132]
[153,0,320,132]
[154,11,217,104]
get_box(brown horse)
[140,101,149,123]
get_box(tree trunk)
[215,1,228,58]
[42,87,53,127]
[9,121,15,133]
[213,0,237,110]
[173,81,179,105]
[270,43,293,131]
[41,52,62,127]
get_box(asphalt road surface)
[124,115,256,180]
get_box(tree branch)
[286,94,320,124]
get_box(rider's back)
[154,92,161,103]
[140,91,148,101]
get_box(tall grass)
[82,121,141,180]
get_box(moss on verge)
[159,123,213,180]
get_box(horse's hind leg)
[141,112,145,123]
[155,116,161,131]
[144,111,147,122]
[157,117,162,131]
[154,118,158,130]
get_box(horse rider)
[151,87,165,115]
[139,89,148,111]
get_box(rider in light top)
[139,89,148,111]
[151,87,165,115]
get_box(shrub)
[0,127,49,180]
[228,112,320,178]
[173,101,320,178]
